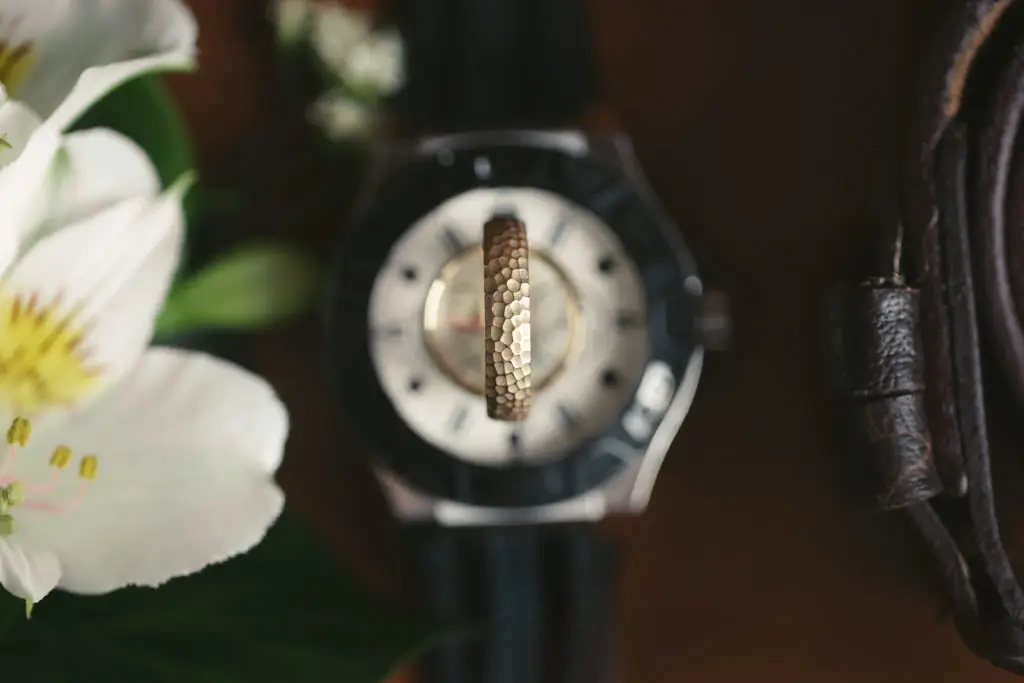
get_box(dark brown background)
[167,0,1024,680]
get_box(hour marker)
[597,255,616,274]
[450,406,469,433]
[372,324,404,339]
[508,429,525,460]
[408,377,424,393]
[491,208,518,222]
[615,310,642,329]
[556,404,580,431]
[473,156,492,179]
[400,266,418,282]
[550,217,570,246]
[600,369,621,389]
[441,226,464,254]
[490,199,518,220]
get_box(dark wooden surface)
[168,1,1024,680]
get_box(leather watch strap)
[410,523,620,683]
[387,3,617,680]
[830,0,1024,673]
[388,0,600,133]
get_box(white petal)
[0,97,42,167]
[32,128,161,246]
[15,347,287,594]
[0,0,198,127]
[3,178,187,401]
[0,538,61,602]
[0,124,60,274]
[47,51,196,132]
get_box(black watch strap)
[410,523,620,683]
[389,0,600,133]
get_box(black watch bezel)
[325,135,701,508]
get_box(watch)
[830,0,1024,674]
[324,1,724,680]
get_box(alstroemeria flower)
[0,0,197,160]
[0,127,286,602]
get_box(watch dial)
[368,187,649,466]
[423,247,580,393]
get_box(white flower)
[0,126,286,602]
[0,0,197,162]
[340,28,404,95]
[309,89,373,140]
[270,0,313,47]
[309,4,405,97]
[309,3,372,74]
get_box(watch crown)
[696,289,731,351]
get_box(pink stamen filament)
[22,482,88,514]
[0,445,17,483]
[25,470,59,495]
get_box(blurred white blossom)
[310,3,372,71]
[308,3,405,97]
[270,0,312,46]
[308,90,373,140]
[269,1,404,143]
[337,28,404,95]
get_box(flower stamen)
[7,416,29,446]
[21,482,87,514]
[0,33,36,96]
[0,416,29,482]
[25,469,59,495]
[0,418,100,536]
[0,445,17,484]
[0,291,101,413]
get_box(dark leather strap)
[830,0,1024,673]
[388,0,600,133]
[410,523,620,683]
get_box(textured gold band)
[483,217,532,421]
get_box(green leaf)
[0,589,23,640]
[155,244,322,337]
[0,513,454,682]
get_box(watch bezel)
[325,133,702,508]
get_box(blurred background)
[160,0,1024,681]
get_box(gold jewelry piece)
[483,217,532,421]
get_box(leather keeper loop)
[835,281,926,398]
[830,279,944,509]
[851,393,943,510]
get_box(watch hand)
[449,316,482,332]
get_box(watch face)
[368,187,649,466]
[326,138,702,508]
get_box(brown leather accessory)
[830,0,1024,673]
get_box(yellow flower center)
[0,38,35,96]
[0,417,98,537]
[0,291,100,413]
